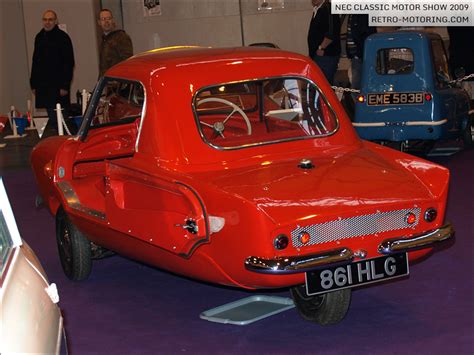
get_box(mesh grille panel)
[291,208,420,247]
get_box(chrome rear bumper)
[245,223,454,274]
[378,223,454,254]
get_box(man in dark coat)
[307,0,341,85]
[346,14,376,89]
[447,27,474,77]
[98,9,133,77]
[447,27,474,101]
[30,10,75,132]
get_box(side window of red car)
[90,79,145,128]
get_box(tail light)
[424,208,437,222]
[274,234,289,250]
[298,231,311,245]
[357,95,365,103]
[405,212,417,225]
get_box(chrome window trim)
[79,76,147,154]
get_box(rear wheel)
[462,119,473,147]
[56,208,92,281]
[382,141,406,152]
[341,92,355,120]
[290,285,351,325]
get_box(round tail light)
[298,231,311,245]
[405,212,417,225]
[357,95,365,103]
[274,234,289,250]
[424,208,437,222]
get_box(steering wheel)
[197,97,252,138]
[395,64,413,74]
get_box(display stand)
[33,117,49,138]
[55,103,71,136]
[0,115,7,148]
[25,99,36,130]
[200,296,294,325]
[4,106,27,139]
[82,89,90,115]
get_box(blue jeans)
[313,55,339,85]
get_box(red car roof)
[106,46,360,171]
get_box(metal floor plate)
[200,295,295,325]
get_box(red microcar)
[31,46,453,325]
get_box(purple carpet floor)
[2,148,473,354]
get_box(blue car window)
[376,48,414,75]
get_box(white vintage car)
[0,178,66,354]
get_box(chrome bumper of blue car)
[244,223,454,274]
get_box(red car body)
[31,47,453,324]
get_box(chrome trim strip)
[353,119,447,127]
[405,119,448,126]
[244,247,354,274]
[56,181,106,220]
[378,223,454,254]
[352,122,385,127]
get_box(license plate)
[305,253,409,296]
[367,92,424,106]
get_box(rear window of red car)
[193,77,338,149]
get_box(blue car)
[353,31,472,151]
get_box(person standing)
[98,9,133,77]
[447,27,474,101]
[345,14,376,90]
[307,0,341,85]
[30,10,75,133]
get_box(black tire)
[386,141,401,151]
[341,91,355,120]
[290,285,351,325]
[56,208,92,281]
[462,119,473,148]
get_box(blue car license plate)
[305,253,409,295]
[367,92,424,106]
